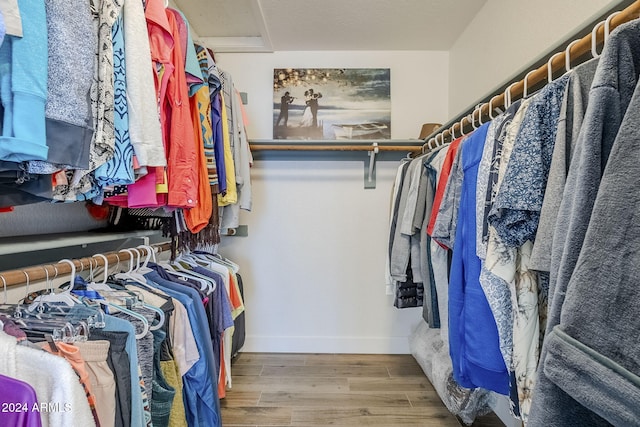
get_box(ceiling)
[173,0,488,52]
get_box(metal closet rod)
[423,0,640,150]
[0,242,172,289]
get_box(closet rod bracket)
[364,143,379,189]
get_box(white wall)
[448,0,626,117]
[217,51,449,140]
[216,50,449,353]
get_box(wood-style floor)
[221,353,505,427]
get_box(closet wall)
[448,0,626,117]
[216,50,449,353]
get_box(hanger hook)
[118,249,135,273]
[478,104,486,126]
[488,95,498,119]
[130,248,142,270]
[504,82,517,108]
[23,270,30,300]
[1,275,6,304]
[523,69,536,98]
[93,253,109,285]
[42,266,50,293]
[565,39,581,72]
[604,11,621,45]
[88,258,94,282]
[547,52,563,83]
[592,20,605,58]
[58,259,77,288]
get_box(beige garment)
[160,359,187,427]
[0,0,22,36]
[169,297,201,376]
[125,285,200,376]
[75,340,116,427]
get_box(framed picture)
[273,68,391,140]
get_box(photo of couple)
[275,88,323,128]
[272,68,391,140]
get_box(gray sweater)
[529,19,640,426]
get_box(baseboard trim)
[240,335,411,354]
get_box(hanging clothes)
[529,18,640,426]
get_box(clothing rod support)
[365,142,379,189]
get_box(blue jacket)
[448,122,510,395]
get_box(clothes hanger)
[449,124,456,141]
[522,69,536,98]
[564,39,581,73]
[547,51,563,83]
[504,82,518,109]
[169,260,215,293]
[592,21,605,58]
[114,249,149,285]
[604,11,621,45]
[28,260,79,312]
[124,247,165,330]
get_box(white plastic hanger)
[547,51,563,83]
[28,260,78,312]
[114,249,149,285]
[1,274,7,304]
[523,69,536,98]
[565,39,581,73]
[592,21,605,58]
[604,11,621,45]
[488,95,498,120]
[88,254,113,291]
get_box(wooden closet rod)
[424,0,640,148]
[249,144,421,152]
[0,242,171,289]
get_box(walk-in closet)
[0,0,638,426]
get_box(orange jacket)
[164,10,197,208]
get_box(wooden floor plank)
[220,391,262,407]
[348,376,437,392]
[387,363,427,377]
[234,353,307,366]
[259,391,411,408]
[232,375,349,393]
[406,391,448,408]
[221,406,292,426]
[291,407,461,426]
[232,364,264,376]
[261,365,389,378]
[304,353,419,367]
